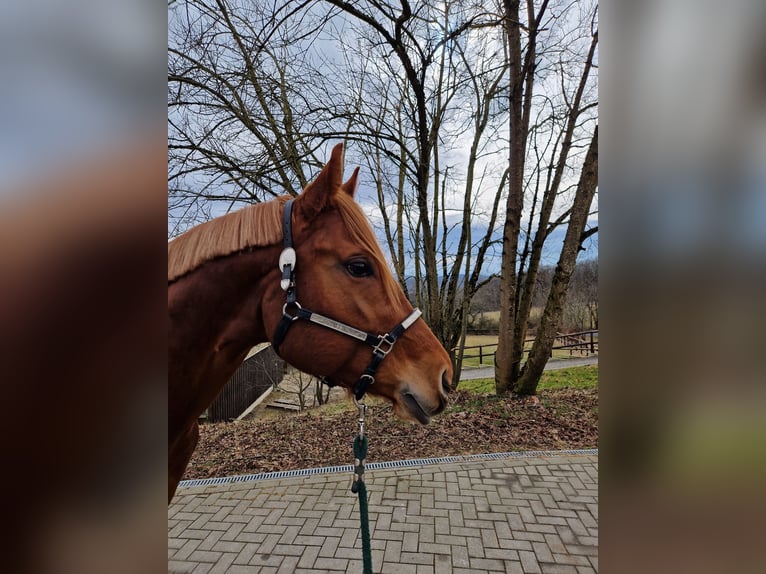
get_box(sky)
[0,0,163,192]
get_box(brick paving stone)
[272,543,304,557]
[505,560,525,573]
[485,547,521,561]
[450,544,470,569]
[482,527,500,548]
[207,552,236,574]
[382,563,417,574]
[314,556,349,570]
[247,551,283,568]
[318,535,341,558]
[540,563,578,573]
[434,553,452,574]
[552,553,591,567]
[449,525,480,537]
[422,542,451,555]
[231,543,257,566]
[514,531,546,543]
[467,535,486,558]
[499,538,534,551]
[400,551,434,565]
[187,550,222,563]
[533,541,555,563]
[384,539,403,563]
[470,557,506,571]
[169,453,598,574]
[276,556,300,573]
[520,549,543,573]
[174,539,201,561]
[402,531,419,552]
[297,545,319,569]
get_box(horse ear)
[341,167,360,197]
[297,143,345,218]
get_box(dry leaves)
[183,388,598,480]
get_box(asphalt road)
[460,355,598,381]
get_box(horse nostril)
[442,370,452,395]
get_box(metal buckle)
[372,334,396,357]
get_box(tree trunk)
[495,0,526,395]
[515,126,598,395]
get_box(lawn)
[458,364,598,393]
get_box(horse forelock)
[168,196,289,283]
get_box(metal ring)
[282,301,302,320]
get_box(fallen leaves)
[183,388,598,480]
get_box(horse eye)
[346,260,374,278]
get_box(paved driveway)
[460,356,598,381]
[169,451,598,573]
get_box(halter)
[271,199,422,401]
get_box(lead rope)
[351,398,373,574]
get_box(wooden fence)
[460,330,598,366]
[206,344,285,423]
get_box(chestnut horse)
[168,144,452,502]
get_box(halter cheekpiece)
[271,199,422,401]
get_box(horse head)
[262,144,452,424]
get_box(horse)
[168,143,452,502]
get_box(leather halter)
[271,199,422,401]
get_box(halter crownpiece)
[272,199,422,401]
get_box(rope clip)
[353,396,367,439]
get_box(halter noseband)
[271,199,422,401]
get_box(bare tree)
[516,126,598,394]
[324,0,508,381]
[168,0,337,236]
[274,368,316,412]
[495,0,598,395]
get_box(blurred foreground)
[602,0,766,572]
[0,2,166,573]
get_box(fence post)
[479,345,484,365]
[590,331,595,354]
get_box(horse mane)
[168,197,288,283]
[168,192,401,305]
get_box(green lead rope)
[352,424,373,573]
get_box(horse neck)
[168,244,281,434]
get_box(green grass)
[536,364,598,390]
[458,364,598,394]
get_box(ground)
[183,385,598,480]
